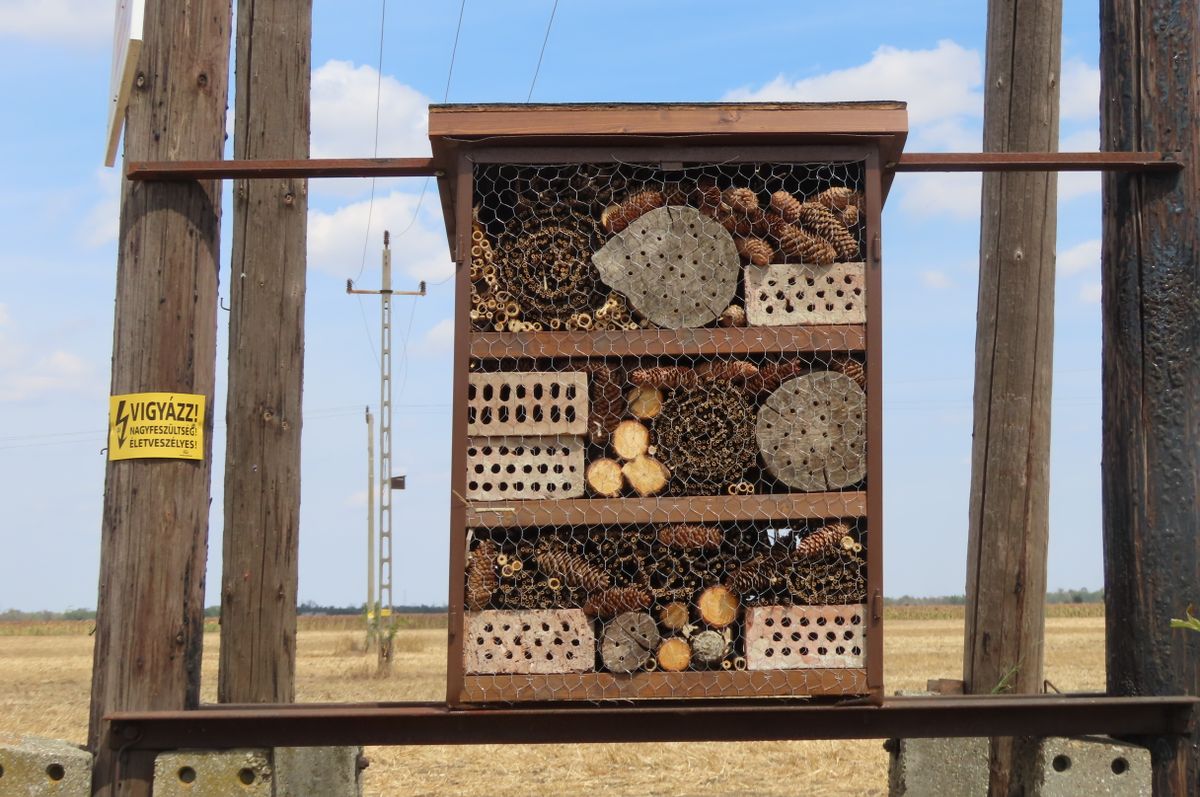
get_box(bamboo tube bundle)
[787,548,867,606]
[495,206,602,324]
[653,379,757,495]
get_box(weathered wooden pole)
[1100,0,1200,790]
[218,0,312,705]
[962,0,1061,792]
[88,1,231,794]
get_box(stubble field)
[0,607,1104,796]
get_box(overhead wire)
[526,0,560,102]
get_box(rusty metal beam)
[125,157,442,181]
[893,151,1181,172]
[106,695,1198,751]
[122,152,1180,182]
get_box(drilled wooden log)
[600,612,660,673]
[592,206,739,328]
[756,372,867,491]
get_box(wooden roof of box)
[428,102,909,256]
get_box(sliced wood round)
[657,601,690,631]
[585,458,624,497]
[612,419,651,460]
[756,371,867,491]
[626,385,664,419]
[591,206,739,328]
[691,629,729,664]
[656,637,692,672]
[621,454,669,497]
[697,585,739,628]
[600,611,660,673]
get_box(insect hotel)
[430,103,905,704]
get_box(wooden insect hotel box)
[430,102,907,705]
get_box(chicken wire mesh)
[458,159,873,702]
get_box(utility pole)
[366,405,376,646]
[962,0,1060,792]
[218,0,313,706]
[1100,0,1199,791]
[348,233,426,669]
[89,1,230,794]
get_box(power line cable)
[526,0,560,102]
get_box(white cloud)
[81,168,121,248]
[1060,60,1100,122]
[1059,239,1100,275]
[0,0,111,44]
[311,60,431,159]
[418,318,456,356]
[0,347,95,402]
[1079,282,1102,304]
[725,40,983,151]
[920,270,953,289]
[308,190,452,283]
[898,172,981,220]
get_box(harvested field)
[0,609,1104,796]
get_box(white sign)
[105,0,145,167]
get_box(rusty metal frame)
[106,695,1199,751]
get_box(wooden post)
[88,1,231,794]
[1100,0,1200,790]
[962,0,1060,792]
[218,0,312,705]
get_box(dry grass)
[0,614,1105,796]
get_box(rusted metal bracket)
[123,152,1180,181]
[106,694,1199,751]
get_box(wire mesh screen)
[458,159,873,702]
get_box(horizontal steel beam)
[891,151,1182,172]
[106,695,1198,751]
[122,152,1181,182]
[125,157,442,181]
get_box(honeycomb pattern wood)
[464,609,595,674]
[756,372,867,491]
[744,604,866,670]
[466,436,585,500]
[592,206,740,329]
[467,371,588,436]
[745,262,866,326]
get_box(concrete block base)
[0,733,92,796]
[887,736,990,796]
[153,747,362,796]
[1032,736,1150,796]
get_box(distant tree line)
[884,587,1103,606]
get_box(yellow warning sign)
[108,392,206,461]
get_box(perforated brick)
[744,603,866,670]
[745,262,865,326]
[464,609,595,674]
[467,371,588,436]
[465,435,586,500]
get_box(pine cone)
[657,523,724,551]
[630,365,701,391]
[769,190,803,223]
[813,186,862,212]
[718,304,747,328]
[535,543,611,592]
[829,357,866,389]
[736,236,774,266]
[744,357,809,396]
[723,187,760,215]
[604,190,667,234]
[725,555,778,596]
[794,522,850,560]
[583,586,653,618]
[466,540,498,611]
[796,202,858,260]
[695,359,760,384]
[663,182,692,207]
[840,204,861,228]
[692,181,724,214]
[776,222,837,265]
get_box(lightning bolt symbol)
[115,400,130,448]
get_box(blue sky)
[0,1,1107,611]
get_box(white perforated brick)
[465,435,585,500]
[744,604,866,670]
[464,609,596,674]
[745,262,865,326]
[468,371,588,436]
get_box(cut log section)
[692,629,730,665]
[621,455,670,497]
[657,601,690,631]
[626,385,664,420]
[656,637,693,672]
[600,612,660,673]
[592,206,740,328]
[612,419,651,460]
[756,371,867,491]
[585,458,624,498]
[697,585,739,628]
